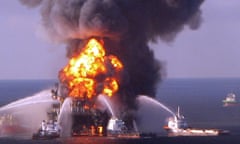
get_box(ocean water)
[157,78,240,135]
[0,79,57,107]
[0,78,240,144]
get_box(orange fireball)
[59,38,123,99]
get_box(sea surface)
[0,78,240,144]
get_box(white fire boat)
[164,107,229,136]
[32,120,61,139]
[107,117,139,138]
[107,117,127,136]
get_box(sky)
[0,0,240,80]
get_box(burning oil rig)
[39,38,138,138]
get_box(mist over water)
[135,95,175,134]
[0,89,59,138]
[0,89,176,137]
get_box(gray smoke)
[20,0,204,109]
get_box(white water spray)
[0,90,57,112]
[97,94,115,117]
[136,95,176,134]
[57,97,73,137]
[137,95,175,117]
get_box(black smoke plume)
[20,0,204,109]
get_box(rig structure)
[39,83,138,138]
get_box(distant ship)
[164,107,229,136]
[222,93,238,107]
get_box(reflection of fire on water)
[59,38,123,99]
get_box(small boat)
[164,107,229,136]
[222,93,238,107]
[32,120,61,140]
[107,117,140,138]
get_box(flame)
[59,38,123,99]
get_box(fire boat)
[32,120,61,140]
[164,107,229,136]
